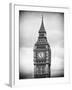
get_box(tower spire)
[39,14,46,33]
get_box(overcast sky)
[19,11,64,48]
[19,11,64,78]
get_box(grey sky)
[19,11,64,78]
[19,11,64,48]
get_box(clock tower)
[33,15,51,78]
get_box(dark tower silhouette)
[33,15,51,78]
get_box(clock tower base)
[34,74,50,78]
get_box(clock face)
[38,52,45,59]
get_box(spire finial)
[41,14,43,19]
[41,14,43,22]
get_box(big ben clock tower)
[33,15,51,78]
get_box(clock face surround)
[37,52,45,59]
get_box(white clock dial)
[38,52,45,59]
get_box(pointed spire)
[39,15,46,33]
